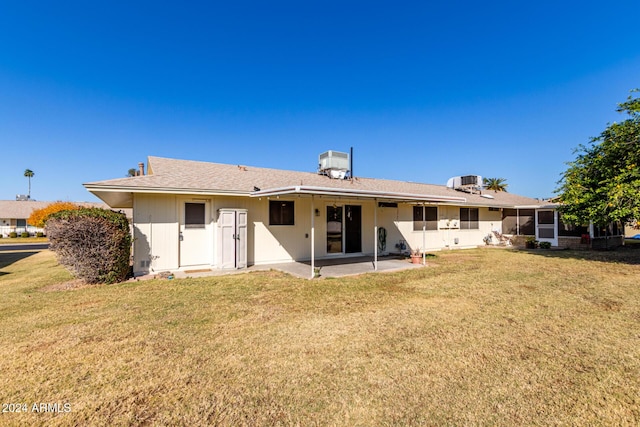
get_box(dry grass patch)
[0,248,639,426]
[0,237,48,244]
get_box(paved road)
[0,243,49,251]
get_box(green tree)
[483,177,508,192]
[556,90,640,227]
[24,169,34,198]
[127,168,137,177]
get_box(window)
[593,222,622,237]
[269,200,294,225]
[503,209,535,235]
[460,208,479,230]
[413,206,438,231]
[558,215,589,237]
[185,203,205,228]
[536,210,555,239]
[502,209,518,234]
[538,228,555,238]
[537,210,554,224]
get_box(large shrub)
[47,208,131,284]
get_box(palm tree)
[127,168,137,177]
[24,169,34,199]
[483,177,508,192]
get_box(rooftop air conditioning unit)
[319,150,350,179]
[461,175,481,186]
[446,175,483,193]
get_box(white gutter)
[515,204,559,209]
[251,185,467,203]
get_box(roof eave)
[251,185,467,203]
[84,184,251,208]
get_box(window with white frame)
[413,206,438,231]
[460,208,479,230]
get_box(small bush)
[36,232,44,237]
[524,236,538,249]
[20,232,30,238]
[47,208,131,284]
[539,241,552,249]
[9,232,17,238]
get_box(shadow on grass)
[296,254,407,267]
[0,251,40,273]
[518,244,640,265]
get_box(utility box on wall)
[439,219,459,229]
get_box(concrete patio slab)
[162,255,425,280]
[266,256,425,278]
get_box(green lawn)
[1,248,639,426]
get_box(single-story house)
[0,200,112,237]
[84,155,622,278]
[0,200,52,236]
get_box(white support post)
[422,204,426,265]
[374,199,378,271]
[311,196,315,279]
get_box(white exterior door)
[236,210,247,268]
[179,201,211,267]
[536,209,558,247]
[217,209,248,269]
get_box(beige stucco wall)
[133,194,319,273]
[131,193,505,274]
[133,194,180,273]
[242,196,312,264]
[389,205,503,253]
[236,197,379,264]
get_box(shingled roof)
[0,200,108,220]
[85,156,549,209]
[0,201,52,219]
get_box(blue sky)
[1,1,638,202]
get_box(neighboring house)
[625,223,639,237]
[84,155,621,278]
[0,200,51,236]
[0,200,110,236]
